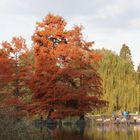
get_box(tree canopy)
[0,13,139,119]
[28,14,107,118]
[98,47,140,113]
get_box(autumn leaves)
[0,14,107,119]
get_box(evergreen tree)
[120,44,132,61]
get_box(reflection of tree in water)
[30,123,57,140]
[31,122,139,140]
[54,124,107,140]
[55,123,87,140]
[79,124,85,137]
[96,124,111,132]
[31,122,87,140]
[126,126,132,140]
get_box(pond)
[30,122,140,140]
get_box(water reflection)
[31,122,140,140]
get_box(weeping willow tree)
[97,45,140,113]
[137,63,140,83]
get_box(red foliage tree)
[2,37,28,94]
[0,49,13,89]
[0,37,29,118]
[29,14,107,118]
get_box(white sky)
[0,0,140,68]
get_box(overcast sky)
[0,0,140,68]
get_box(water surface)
[31,123,140,140]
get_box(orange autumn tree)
[0,49,13,90]
[0,48,14,111]
[0,37,29,118]
[29,14,107,118]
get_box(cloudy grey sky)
[0,0,140,68]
